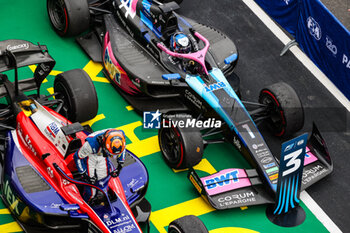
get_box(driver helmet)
[170,32,192,53]
[102,129,126,163]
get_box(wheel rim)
[159,125,183,167]
[48,0,67,33]
[55,81,73,120]
[260,90,285,136]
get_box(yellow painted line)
[0,222,23,233]
[210,228,259,233]
[47,87,54,95]
[0,208,10,214]
[127,136,159,158]
[173,159,217,174]
[83,60,109,83]
[28,65,48,83]
[126,105,134,111]
[150,197,215,233]
[117,121,142,143]
[117,121,160,157]
[81,114,106,127]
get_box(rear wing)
[0,40,55,97]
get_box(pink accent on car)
[200,169,252,196]
[304,146,318,166]
[131,0,138,12]
[157,32,210,75]
[103,31,140,95]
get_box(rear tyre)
[159,116,203,169]
[54,69,98,123]
[259,82,304,137]
[47,0,90,37]
[168,215,208,233]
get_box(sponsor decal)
[302,164,328,184]
[204,81,226,92]
[47,167,54,178]
[269,173,278,181]
[143,110,161,129]
[6,43,29,51]
[50,203,62,208]
[307,16,322,40]
[261,156,273,164]
[45,122,60,139]
[233,136,241,151]
[263,162,276,169]
[126,178,139,189]
[104,49,121,85]
[325,36,337,56]
[184,90,203,109]
[256,149,270,158]
[342,54,350,69]
[189,174,202,194]
[204,170,239,190]
[266,166,278,175]
[3,180,20,215]
[217,191,256,207]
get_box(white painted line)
[242,0,350,112]
[300,191,343,233]
[241,0,344,232]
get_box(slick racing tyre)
[259,82,304,137]
[47,0,90,37]
[54,69,98,123]
[159,116,203,169]
[168,215,209,233]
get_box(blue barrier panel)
[254,0,350,99]
[254,0,299,36]
[296,0,350,99]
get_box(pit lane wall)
[254,0,350,99]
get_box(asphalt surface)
[321,0,350,30]
[179,0,350,231]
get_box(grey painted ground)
[321,0,350,30]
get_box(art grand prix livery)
[0,39,208,233]
[47,0,333,213]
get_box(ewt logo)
[205,81,226,92]
[143,110,161,129]
[205,170,239,190]
[307,16,322,40]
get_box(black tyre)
[259,82,304,137]
[168,215,208,233]
[54,69,98,123]
[159,117,203,169]
[47,0,90,37]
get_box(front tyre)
[259,82,304,137]
[47,0,90,37]
[158,117,203,169]
[54,69,98,123]
[168,215,209,233]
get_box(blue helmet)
[170,32,192,53]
